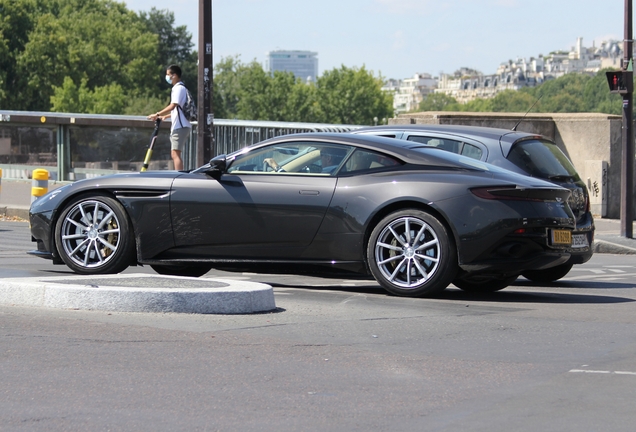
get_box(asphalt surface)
[2,217,636,431]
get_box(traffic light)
[606,70,633,94]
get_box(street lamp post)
[621,0,634,237]
[197,0,214,166]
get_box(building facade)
[265,50,319,82]
[383,73,438,114]
[435,38,624,103]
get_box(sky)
[122,0,627,80]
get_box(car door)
[168,141,349,258]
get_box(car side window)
[406,136,462,154]
[406,135,483,160]
[460,143,483,160]
[227,142,352,175]
[341,149,401,174]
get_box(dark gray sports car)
[353,124,594,282]
[29,133,576,297]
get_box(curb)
[0,206,29,220]
[0,273,277,314]
[593,239,636,255]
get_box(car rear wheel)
[521,262,574,283]
[55,194,135,274]
[150,265,212,277]
[367,209,457,297]
[452,275,518,293]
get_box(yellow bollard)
[31,168,49,203]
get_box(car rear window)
[507,139,578,179]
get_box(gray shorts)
[170,127,190,151]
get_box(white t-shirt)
[170,82,192,132]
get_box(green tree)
[418,93,460,111]
[314,65,393,125]
[489,89,536,112]
[139,7,197,99]
[17,0,158,112]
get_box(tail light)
[470,186,571,202]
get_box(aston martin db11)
[29,133,576,297]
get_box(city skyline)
[123,0,626,79]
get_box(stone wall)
[392,112,633,219]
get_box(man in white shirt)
[147,64,191,170]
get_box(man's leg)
[169,127,189,170]
[171,149,183,170]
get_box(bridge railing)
[0,111,362,181]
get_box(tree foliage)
[417,70,625,116]
[0,0,195,114]
[214,58,392,125]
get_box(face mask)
[165,75,172,84]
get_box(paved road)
[2,219,636,431]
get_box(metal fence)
[0,110,362,181]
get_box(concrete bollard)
[31,169,49,203]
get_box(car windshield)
[507,140,578,179]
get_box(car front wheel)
[55,194,135,274]
[367,209,457,297]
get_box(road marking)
[607,268,626,273]
[569,369,636,376]
[564,272,636,281]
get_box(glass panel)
[227,142,352,175]
[69,125,178,179]
[341,149,401,174]
[507,139,578,179]
[406,135,462,154]
[0,124,57,166]
[460,143,483,160]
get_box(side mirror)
[206,154,226,179]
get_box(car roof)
[353,124,546,147]
[231,132,518,172]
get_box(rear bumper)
[459,252,571,277]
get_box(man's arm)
[148,102,178,121]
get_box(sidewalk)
[2,179,635,254]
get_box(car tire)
[452,275,518,293]
[367,209,457,297]
[150,265,212,277]
[521,262,574,283]
[55,194,135,274]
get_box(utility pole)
[621,0,634,237]
[197,0,214,166]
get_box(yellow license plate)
[551,229,572,246]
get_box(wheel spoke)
[388,257,407,282]
[378,253,404,266]
[388,226,407,247]
[415,238,438,252]
[412,258,429,280]
[377,241,402,252]
[97,236,117,251]
[97,210,115,230]
[415,253,439,263]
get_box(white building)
[384,73,438,114]
[265,50,319,82]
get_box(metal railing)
[0,110,362,181]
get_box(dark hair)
[167,64,182,78]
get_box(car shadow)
[268,280,635,304]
